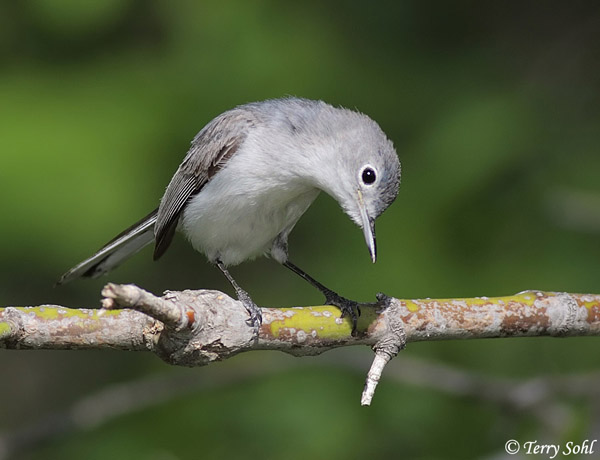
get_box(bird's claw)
[376,292,392,308]
[324,290,361,336]
[237,290,262,336]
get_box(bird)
[59,97,401,331]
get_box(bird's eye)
[361,166,377,185]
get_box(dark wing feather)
[153,109,257,259]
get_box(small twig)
[361,294,406,405]
[101,283,189,330]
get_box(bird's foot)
[376,292,393,308]
[236,289,262,336]
[323,289,361,335]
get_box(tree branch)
[1,285,599,404]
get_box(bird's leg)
[283,260,361,332]
[215,260,262,332]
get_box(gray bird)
[59,97,401,330]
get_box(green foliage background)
[1,1,599,458]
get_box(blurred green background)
[1,1,599,458]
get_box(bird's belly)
[181,173,319,266]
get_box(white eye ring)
[359,164,377,186]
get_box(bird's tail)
[57,208,158,285]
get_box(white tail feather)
[58,211,157,284]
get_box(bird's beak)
[357,190,377,263]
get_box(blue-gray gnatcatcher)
[59,97,401,330]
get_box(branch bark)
[1,285,599,404]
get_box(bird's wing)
[153,109,257,259]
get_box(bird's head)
[322,112,401,263]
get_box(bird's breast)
[181,155,319,266]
